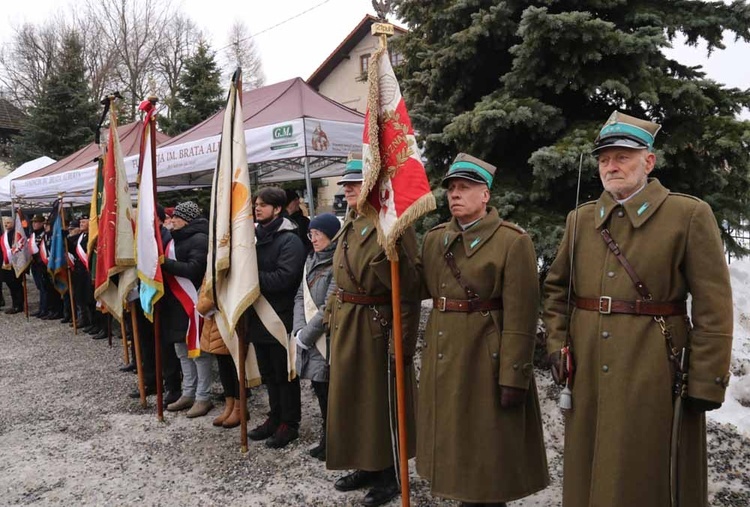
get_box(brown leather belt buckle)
[599,296,612,315]
[336,288,344,303]
[437,297,447,312]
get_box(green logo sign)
[273,125,293,139]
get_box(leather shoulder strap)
[443,250,479,300]
[600,228,652,299]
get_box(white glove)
[295,330,308,350]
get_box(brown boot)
[213,397,235,427]
[222,401,242,428]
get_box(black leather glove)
[500,386,526,409]
[684,396,721,413]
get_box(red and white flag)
[10,206,32,277]
[358,46,435,259]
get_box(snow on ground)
[709,258,750,436]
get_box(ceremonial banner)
[10,205,32,277]
[358,47,436,259]
[87,157,104,283]
[136,99,165,321]
[46,199,68,294]
[93,104,137,322]
[205,70,260,338]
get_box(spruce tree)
[394,0,750,271]
[162,41,224,136]
[13,31,97,164]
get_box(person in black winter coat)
[245,187,306,449]
[161,201,215,419]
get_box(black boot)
[361,467,399,507]
[248,417,278,441]
[265,423,299,449]
[334,470,380,492]
[309,422,326,460]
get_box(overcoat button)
[607,271,615,278]
[438,331,443,336]
[617,210,624,217]
[335,325,339,330]
[441,283,446,288]
[512,363,519,370]
[438,353,444,359]
[715,377,722,384]
[602,331,610,338]
[339,264,343,268]
[492,352,498,359]
[602,365,609,372]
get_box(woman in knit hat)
[292,212,341,460]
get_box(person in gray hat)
[416,153,549,506]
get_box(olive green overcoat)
[416,208,549,503]
[544,179,733,507]
[325,211,420,471]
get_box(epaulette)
[428,223,448,232]
[499,221,527,235]
[578,200,596,209]
[668,192,701,203]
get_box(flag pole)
[120,314,130,365]
[59,196,78,335]
[154,306,164,422]
[390,260,410,506]
[238,319,248,453]
[129,301,147,408]
[107,313,112,348]
[370,20,411,505]
[22,276,28,320]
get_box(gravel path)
[0,285,747,506]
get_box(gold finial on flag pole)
[371,0,394,48]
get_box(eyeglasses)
[307,230,325,241]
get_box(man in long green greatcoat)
[416,154,549,506]
[544,111,734,507]
[325,153,420,507]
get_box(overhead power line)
[216,0,334,52]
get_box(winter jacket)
[292,241,338,381]
[243,216,306,344]
[160,217,208,344]
[197,280,229,355]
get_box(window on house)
[360,54,371,76]
[390,52,404,67]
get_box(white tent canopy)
[13,78,364,213]
[0,156,56,203]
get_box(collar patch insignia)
[361,226,368,236]
[600,206,605,218]
[470,237,481,249]
[637,202,649,216]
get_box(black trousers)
[30,262,48,313]
[1,269,23,309]
[255,341,301,427]
[217,353,240,398]
[137,308,182,392]
[312,380,328,424]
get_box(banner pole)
[238,318,249,453]
[154,305,164,422]
[59,197,78,335]
[390,260,410,506]
[22,275,29,320]
[120,313,129,365]
[129,301,147,408]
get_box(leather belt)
[337,289,390,306]
[433,297,502,313]
[575,297,687,316]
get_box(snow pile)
[708,258,750,436]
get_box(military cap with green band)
[337,152,364,185]
[592,110,661,154]
[441,153,497,188]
